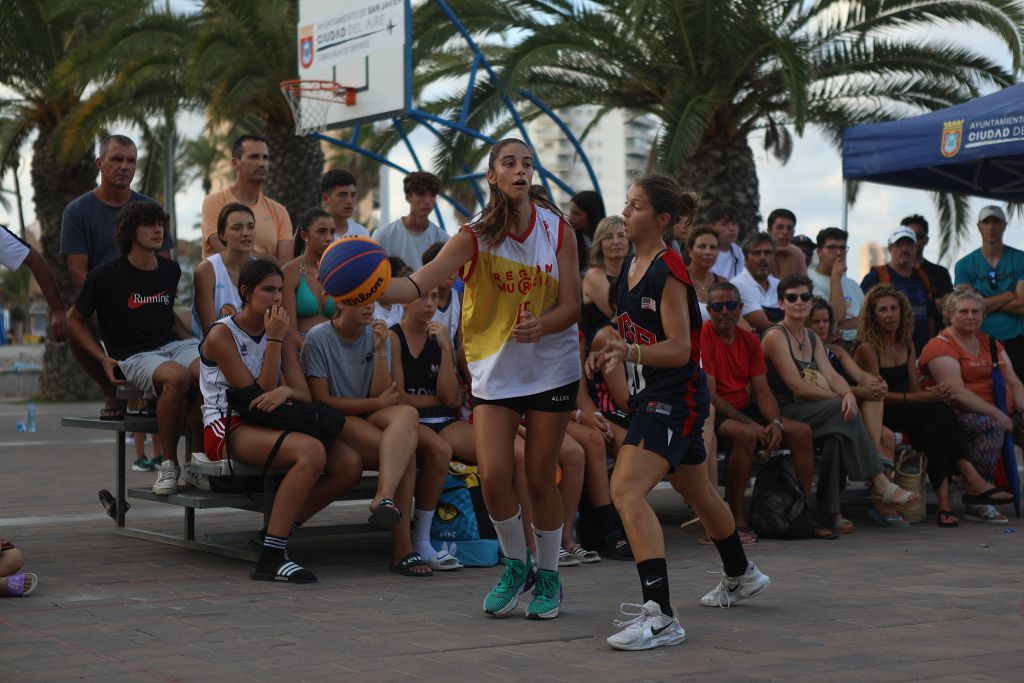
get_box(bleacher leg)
[116,429,127,527]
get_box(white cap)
[887,227,917,246]
[978,205,1006,222]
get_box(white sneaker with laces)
[606,600,685,651]
[700,561,770,607]
[152,460,181,495]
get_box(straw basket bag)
[893,449,928,524]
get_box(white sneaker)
[606,600,685,651]
[700,562,770,608]
[152,460,181,495]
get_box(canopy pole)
[841,180,849,233]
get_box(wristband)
[633,343,642,365]
[408,276,422,298]
[267,338,283,343]
[771,418,784,432]
[573,408,582,423]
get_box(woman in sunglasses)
[761,275,920,534]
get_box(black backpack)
[748,456,815,539]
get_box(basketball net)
[280,80,356,136]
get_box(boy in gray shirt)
[373,171,447,269]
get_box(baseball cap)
[887,227,917,246]
[978,205,1006,222]
[792,234,815,252]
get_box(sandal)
[696,535,714,545]
[100,404,125,420]
[423,547,462,571]
[98,489,129,520]
[3,573,38,597]
[737,526,759,545]
[963,504,1008,524]
[962,487,1013,506]
[250,560,317,584]
[368,498,402,530]
[602,532,633,560]
[570,545,602,564]
[830,515,855,534]
[813,524,839,540]
[390,552,433,577]
[937,510,960,528]
[558,547,581,567]
[866,508,909,528]
[873,481,920,509]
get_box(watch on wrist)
[772,419,784,432]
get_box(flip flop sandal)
[830,515,855,534]
[963,505,1008,524]
[813,525,840,540]
[571,545,602,564]
[937,510,960,528]
[963,488,1013,506]
[391,552,433,577]
[3,573,38,597]
[100,405,125,420]
[98,489,129,520]
[251,560,317,584]
[368,498,402,530]
[557,547,581,567]
[867,508,909,528]
[424,548,462,571]
[736,526,759,545]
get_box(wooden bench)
[62,404,380,561]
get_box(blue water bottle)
[26,402,36,433]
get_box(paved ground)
[3,401,1024,682]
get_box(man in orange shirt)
[201,135,292,262]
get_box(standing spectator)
[808,228,863,345]
[902,213,953,330]
[201,135,292,262]
[374,171,448,269]
[792,235,816,270]
[321,169,370,238]
[1,225,65,342]
[954,205,1024,374]
[860,227,935,354]
[709,204,744,279]
[60,134,173,420]
[569,190,606,274]
[730,232,781,334]
[765,208,807,278]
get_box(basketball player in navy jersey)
[587,174,769,651]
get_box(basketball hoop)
[280,79,357,136]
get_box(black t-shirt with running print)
[614,247,707,434]
[390,324,455,422]
[75,255,180,360]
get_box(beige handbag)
[800,366,831,391]
[893,449,928,524]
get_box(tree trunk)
[674,136,761,239]
[263,125,325,227]
[32,132,102,401]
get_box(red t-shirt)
[918,328,1012,410]
[700,321,767,410]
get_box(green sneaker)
[525,569,562,619]
[483,556,532,616]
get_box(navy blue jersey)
[390,324,455,423]
[614,248,707,434]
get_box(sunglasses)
[708,301,740,312]
[783,292,813,303]
[988,270,998,289]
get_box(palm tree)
[411,0,1023,249]
[189,0,324,220]
[0,0,152,399]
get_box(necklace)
[783,322,808,351]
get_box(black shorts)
[423,417,460,434]
[714,405,765,432]
[473,380,577,414]
[623,412,707,472]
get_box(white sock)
[491,508,528,563]
[412,508,436,558]
[533,525,563,572]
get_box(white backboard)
[296,0,409,130]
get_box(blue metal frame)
[311,0,600,228]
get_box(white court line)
[0,437,114,447]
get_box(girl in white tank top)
[193,203,256,337]
[377,139,581,620]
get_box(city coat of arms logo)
[941,119,963,158]
[299,25,314,69]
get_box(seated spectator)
[582,216,627,345]
[321,169,370,238]
[389,286,466,570]
[1,539,36,597]
[374,258,408,327]
[422,242,463,352]
[806,298,894,466]
[853,285,964,527]
[569,190,606,275]
[808,228,863,346]
[686,226,724,323]
[194,203,255,337]
[731,232,782,334]
[860,227,935,354]
[765,208,807,278]
[68,201,201,495]
[918,290,1024,524]
[761,275,919,533]
[282,208,336,347]
[374,171,448,269]
[200,260,362,583]
[1,225,65,342]
[301,300,429,575]
[701,282,818,542]
[709,204,744,279]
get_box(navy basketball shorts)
[623,379,710,472]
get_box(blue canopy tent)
[843,84,1024,208]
